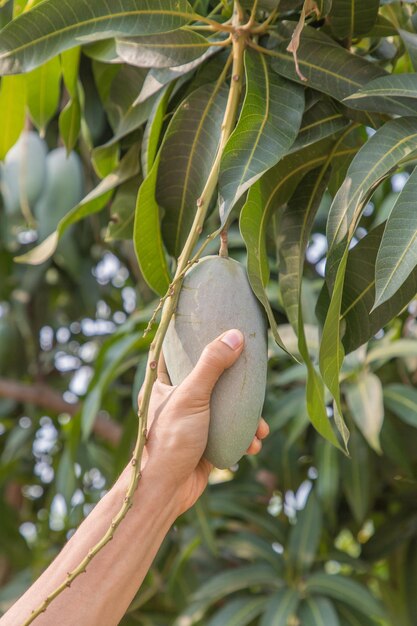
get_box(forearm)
[1,465,180,626]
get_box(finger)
[180,329,244,402]
[246,436,262,455]
[157,351,171,386]
[256,418,269,440]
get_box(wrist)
[116,461,184,523]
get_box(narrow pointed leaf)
[277,165,341,449]
[399,29,417,72]
[59,96,81,153]
[278,168,329,331]
[319,247,350,451]
[0,75,26,159]
[305,574,386,619]
[16,146,139,265]
[116,28,210,68]
[193,564,278,604]
[106,179,140,241]
[260,589,299,626]
[384,384,417,428]
[345,74,417,117]
[134,152,171,296]
[0,0,193,74]
[319,224,417,353]
[61,47,81,99]
[298,597,340,626]
[341,430,372,524]
[329,0,379,39]
[103,66,159,144]
[157,82,228,257]
[141,85,173,177]
[344,372,384,453]
[270,26,386,103]
[219,49,304,224]
[315,438,340,515]
[327,117,417,256]
[291,98,349,152]
[288,491,322,573]
[374,166,417,308]
[26,57,61,131]
[337,605,381,626]
[136,43,221,104]
[207,596,266,626]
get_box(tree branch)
[0,377,122,446]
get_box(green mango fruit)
[0,131,47,215]
[34,147,84,240]
[163,255,268,469]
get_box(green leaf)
[305,574,386,620]
[329,0,379,39]
[287,491,322,573]
[218,49,304,224]
[324,224,417,354]
[405,537,417,625]
[136,42,221,104]
[26,57,61,131]
[367,339,417,365]
[341,430,372,524]
[399,29,417,72]
[55,444,76,507]
[103,65,159,145]
[134,153,172,296]
[374,166,417,309]
[82,331,152,440]
[344,74,417,117]
[277,164,342,450]
[384,384,417,428]
[291,98,349,153]
[361,512,417,562]
[157,81,228,257]
[106,179,140,242]
[141,84,173,178]
[327,117,417,256]
[116,27,211,68]
[59,96,81,153]
[207,596,266,626]
[193,563,278,604]
[260,588,299,626]
[269,25,386,103]
[336,605,381,626]
[16,145,139,265]
[0,0,193,73]
[344,372,384,453]
[318,247,350,451]
[298,596,340,626]
[315,438,340,517]
[0,75,26,160]
[278,168,329,332]
[240,139,336,354]
[61,47,81,98]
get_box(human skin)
[1,329,269,626]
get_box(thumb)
[180,329,244,402]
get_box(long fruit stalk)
[22,4,246,625]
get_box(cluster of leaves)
[0,0,417,624]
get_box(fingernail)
[220,329,243,350]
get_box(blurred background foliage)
[0,1,417,625]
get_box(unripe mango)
[163,255,268,469]
[0,131,47,215]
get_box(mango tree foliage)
[0,1,417,625]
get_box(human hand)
[140,329,269,515]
